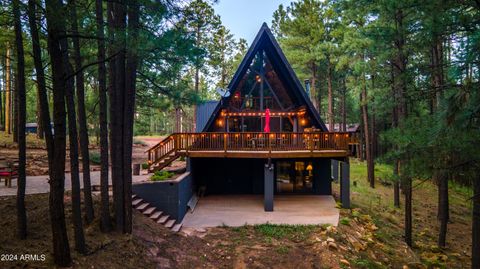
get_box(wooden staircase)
[132,194,182,233]
[147,134,181,172]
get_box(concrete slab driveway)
[182,195,339,228]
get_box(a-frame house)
[141,24,352,225]
[202,22,327,133]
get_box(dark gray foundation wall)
[132,172,193,223]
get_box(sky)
[213,0,294,44]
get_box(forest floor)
[0,135,473,268]
[0,162,473,268]
[0,133,158,176]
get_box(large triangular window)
[228,50,294,112]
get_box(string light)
[224,111,306,117]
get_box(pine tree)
[12,0,27,240]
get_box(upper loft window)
[228,50,294,112]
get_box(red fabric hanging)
[264,108,271,133]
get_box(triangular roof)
[202,23,327,132]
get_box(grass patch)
[0,133,46,148]
[339,217,351,226]
[352,258,385,269]
[133,138,148,146]
[253,224,316,242]
[150,170,174,181]
[276,245,290,254]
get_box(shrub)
[150,170,174,181]
[133,138,148,146]
[90,151,101,164]
[141,163,149,170]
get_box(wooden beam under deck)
[179,150,349,159]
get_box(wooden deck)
[180,150,348,158]
[147,132,355,171]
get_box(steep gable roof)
[202,23,327,132]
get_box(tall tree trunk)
[358,122,364,161]
[393,7,411,247]
[107,0,120,230]
[341,76,346,132]
[36,92,44,139]
[96,0,111,232]
[28,0,53,156]
[65,61,87,253]
[123,0,139,233]
[70,0,94,223]
[437,172,449,248]
[327,57,334,130]
[361,71,374,188]
[5,45,11,135]
[193,25,201,132]
[391,62,400,208]
[0,62,3,131]
[175,107,182,132]
[45,0,72,265]
[394,160,400,208]
[371,72,377,159]
[13,0,27,240]
[13,70,18,142]
[370,97,377,159]
[111,0,127,233]
[404,175,412,247]
[310,63,319,112]
[472,175,480,269]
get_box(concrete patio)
[182,195,339,228]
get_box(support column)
[264,162,274,211]
[332,160,339,182]
[186,157,191,172]
[340,160,350,209]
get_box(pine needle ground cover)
[0,160,472,268]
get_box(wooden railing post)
[224,133,227,153]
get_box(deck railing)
[147,132,353,166]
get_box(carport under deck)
[182,195,340,228]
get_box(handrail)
[147,132,353,167]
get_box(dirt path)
[0,171,151,197]
[0,136,162,176]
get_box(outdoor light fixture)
[255,75,262,82]
[217,119,223,127]
[306,164,313,171]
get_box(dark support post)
[340,160,350,209]
[332,160,339,182]
[264,162,274,211]
[186,157,191,172]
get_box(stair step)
[143,207,156,216]
[132,198,143,206]
[171,223,182,233]
[132,194,137,199]
[136,203,150,211]
[150,211,163,220]
[165,219,175,228]
[157,215,169,224]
